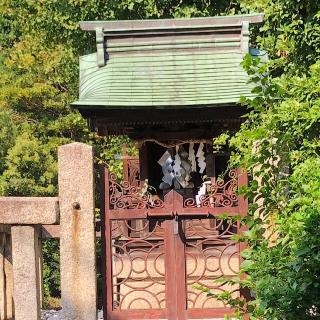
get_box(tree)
[221,55,320,319]
[222,1,320,317]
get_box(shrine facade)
[73,13,265,320]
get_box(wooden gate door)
[101,167,247,320]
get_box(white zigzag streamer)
[188,143,197,172]
[173,145,182,177]
[196,142,206,174]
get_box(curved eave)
[71,98,253,110]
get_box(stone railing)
[0,143,97,320]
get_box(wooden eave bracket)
[95,27,106,67]
[241,21,250,55]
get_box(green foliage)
[197,1,320,318]
[221,52,320,318]
[0,110,17,172]
[42,240,61,299]
[203,51,320,319]
[0,132,57,196]
[243,0,320,75]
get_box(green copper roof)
[73,14,264,109]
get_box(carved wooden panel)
[110,219,166,310]
[102,164,247,319]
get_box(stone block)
[38,238,44,308]
[58,143,97,320]
[0,197,59,225]
[11,226,40,320]
[41,225,60,239]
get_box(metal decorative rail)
[110,218,166,310]
[109,173,165,210]
[103,164,248,319]
[123,157,140,187]
[183,169,239,209]
[184,218,240,309]
[107,168,246,218]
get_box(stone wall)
[0,143,97,320]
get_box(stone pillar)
[11,226,40,320]
[4,234,13,320]
[58,143,97,320]
[38,238,44,308]
[0,233,6,320]
[0,229,15,320]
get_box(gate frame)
[101,164,248,320]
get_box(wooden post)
[11,226,40,320]
[58,142,97,320]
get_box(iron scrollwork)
[184,169,239,208]
[109,173,164,210]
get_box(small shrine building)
[73,13,264,320]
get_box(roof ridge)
[80,13,264,32]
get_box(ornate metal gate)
[101,158,247,320]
